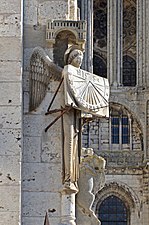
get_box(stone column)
[69,0,78,20]
[79,0,93,72]
[60,190,76,225]
[107,0,123,86]
[146,100,149,159]
[137,0,147,86]
[142,163,149,225]
[145,0,149,87]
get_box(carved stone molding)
[46,20,86,49]
[93,181,141,214]
[99,150,144,168]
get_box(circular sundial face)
[66,65,109,114]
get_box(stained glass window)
[98,196,128,225]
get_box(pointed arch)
[93,182,141,215]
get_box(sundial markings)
[92,88,101,106]
[93,81,109,90]
[93,81,105,87]
[91,82,105,93]
[80,81,90,99]
[95,93,102,107]
[89,86,93,105]
[85,85,90,103]
[67,70,109,113]
[80,86,87,99]
[92,82,108,104]
[87,82,94,103]
[94,84,107,97]
[90,86,96,106]
[74,83,87,95]
[92,90,96,106]
[87,85,92,104]
[72,74,86,80]
[98,92,107,104]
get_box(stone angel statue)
[29,45,109,193]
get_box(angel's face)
[69,50,83,68]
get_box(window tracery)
[93,0,137,85]
[111,111,130,145]
[93,182,139,225]
[123,0,136,86]
[110,105,132,148]
[93,0,107,77]
[123,0,136,52]
[98,195,128,225]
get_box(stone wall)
[0,0,22,225]
[22,81,64,225]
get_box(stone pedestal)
[60,189,77,225]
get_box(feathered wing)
[29,47,63,111]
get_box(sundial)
[63,65,109,117]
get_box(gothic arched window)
[98,195,128,225]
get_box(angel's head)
[64,46,84,68]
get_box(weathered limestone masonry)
[0,0,22,225]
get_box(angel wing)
[29,47,63,111]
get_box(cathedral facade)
[0,0,149,225]
[81,1,149,225]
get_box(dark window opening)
[123,55,136,86]
[98,195,128,225]
[93,54,107,77]
[111,115,129,144]
[111,117,119,144]
[122,117,129,144]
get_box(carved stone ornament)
[63,65,109,117]
[99,150,144,167]
[46,20,86,48]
